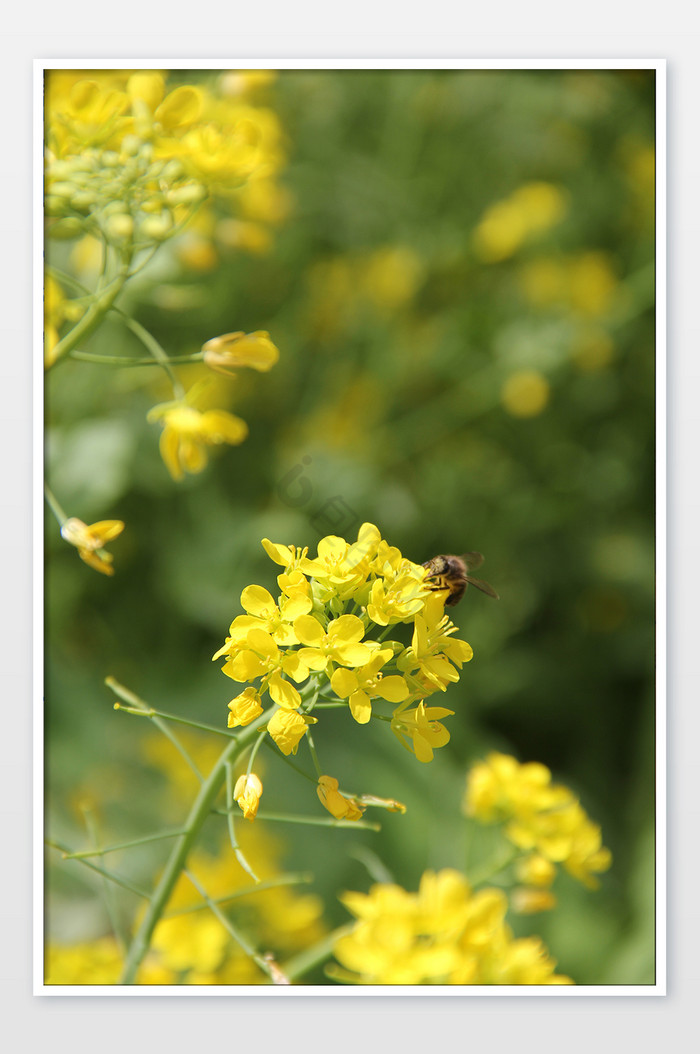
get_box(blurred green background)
[45,68,656,985]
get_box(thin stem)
[305,732,323,779]
[163,874,313,919]
[261,737,317,784]
[224,762,260,883]
[468,847,521,889]
[281,924,355,983]
[119,709,269,984]
[62,827,188,860]
[183,869,289,984]
[48,254,132,368]
[44,482,68,527]
[69,350,204,367]
[246,730,267,779]
[81,803,127,952]
[251,811,381,832]
[46,840,150,899]
[123,316,185,398]
[111,700,235,739]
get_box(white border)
[35,57,666,998]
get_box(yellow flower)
[510,888,557,915]
[234,773,263,821]
[202,330,280,374]
[391,701,454,763]
[464,753,612,889]
[60,517,125,576]
[330,650,409,724]
[398,593,473,693]
[227,687,264,728]
[267,707,315,756]
[219,628,308,706]
[332,869,572,985]
[501,370,550,418]
[473,182,568,263]
[317,775,366,821]
[293,613,375,671]
[237,584,312,644]
[148,391,248,481]
[515,853,557,889]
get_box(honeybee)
[422,552,499,607]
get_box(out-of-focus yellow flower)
[510,887,558,915]
[227,687,264,728]
[267,707,315,756]
[465,753,612,890]
[361,246,425,311]
[234,772,263,821]
[45,937,174,985]
[148,388,248,481]
[216,217,273,255]
[515,853,557,889]
[220,70,278,97]
[317,775,366,821]
[332,869,572,985]
[567,251,618,317]
[473,182,568,262]
[500,369,550,418]
[60,517,125,576]
[571,327,615,372]
[202,330,280,374]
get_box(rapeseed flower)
[202,330,280,374]
[464,753,612,889]
[60,517,125,576]
[331,869,572,985]
[148,388,248,481]
[215,526,476,775]
[317,775,366,821]
[234,773,263,821]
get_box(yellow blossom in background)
[361,245,425,311]
[317,775,366,821]
[500,369,550,418]
[464,753,612,889]
[510,888,558,915]
[331,869,572,985]
[202,330,280,374]
[60,517,125,576]
[234,773,264,821]
[45,937,174,985]
[148,389,248,481]
[473,182,568,262]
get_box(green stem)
[224,762,260,883]
[48,256,132,368]
[183,869,288,984]
[468,847,521,889]
[123,316,185,398]
[62,828,188,860]
[46,840,150,899]
[69,350,204,367]
[111,699,234,739]
[106,682,204,784]
[281,924,355,983]
[44,482,68,527]
[119,709,269,984]
[163,873,313,919]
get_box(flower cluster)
[330,869,573,985]
[215,524,473,768]
[464,753,612,893]
[45,71,286,250]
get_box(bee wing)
[465,575,500,600]
[461,551,485,571]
